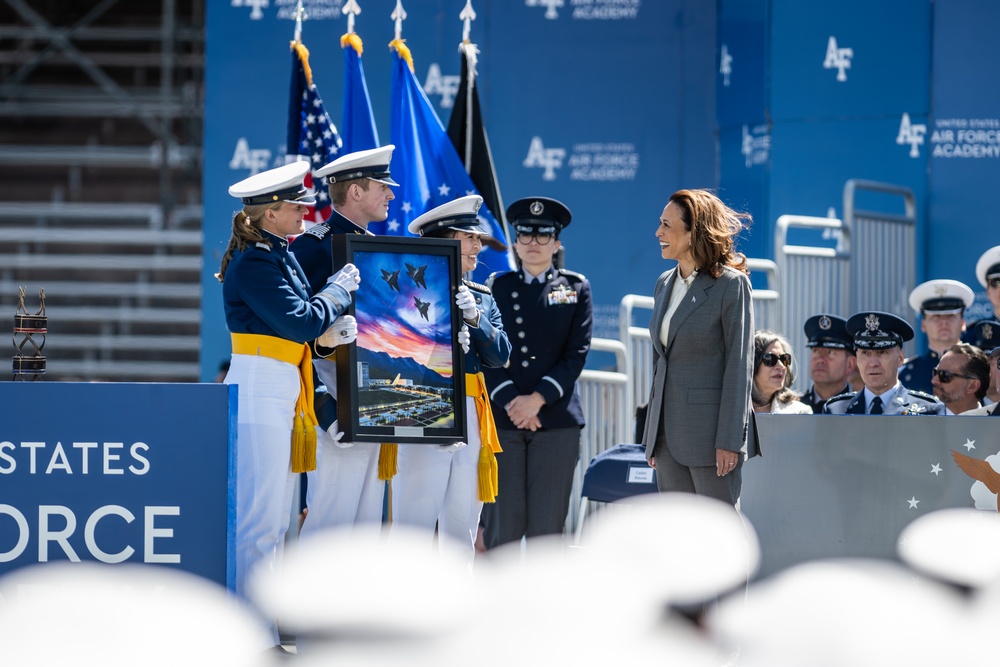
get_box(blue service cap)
[962,318,1000,352]
[803,314,853,350]
[506,197,572,236]
[408,195,485,236]
[846,311,914,349]
[975,245,1000,288]
[227,161,316,207]
[315,145,398,186]
[908,279,974,315]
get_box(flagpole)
[391,0,407,41]
[459,1,477,171]
[292,0,306,44]
[343,0,360,35]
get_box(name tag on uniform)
[547,285,578,305]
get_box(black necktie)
[870,396,883,415]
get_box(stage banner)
[742,415,1000,580]
[0,383,236,588]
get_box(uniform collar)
[521,265,554,284]
[260,228,288,249]
[328,208,372,235]
[864,381,901,410]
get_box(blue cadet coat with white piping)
[390,195,511,564]
[899,279,974,394]
[221,161,352,641]
[291,145,397,295]
[800,314,854,414]
[823,311,945,415]
[484,197,593,430]
[963,318,1000,353]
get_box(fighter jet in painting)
[414,296,430,321]
[381,268,401,292]
[405,262,428,289]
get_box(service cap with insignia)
[963,318,1000,352]
[907,279,974,315]
[506,197,572,238]
[803,313,853,350]
[314,144,398,186]
[228,161,316,207]
[408,195,486,236]
[846,310,914,349]
[975,245,1000,288]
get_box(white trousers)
[300,435,384,539]
[391,396,484,564]
[225,353,298,640]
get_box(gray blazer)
[641,266,758,466]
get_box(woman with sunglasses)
[751,331,812,414]
[642,189,759,506]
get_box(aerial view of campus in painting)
[352,249,457,430]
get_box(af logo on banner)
[524,136,566,181]
[231,0,343,21]
[424,63,460,109]
[229,137,276,175]
[525,0,641,20]
[525,0,563,19]
[823,36,853,82]
[720,44,733,87]
[897,113,927,158]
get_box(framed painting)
[330,235,468,445]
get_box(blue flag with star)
[377,41,514,283]
[287,41,342,224]
[340,34,379,155]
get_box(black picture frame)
[330,235,467,445]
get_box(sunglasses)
[516,231,555,245]
[931,368,975,383]
[761,352,792,367]
[989,277,1000,289]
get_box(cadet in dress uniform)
[899,279,974,394]
[823,311,945,415]
[975,245,1000,315]
[481,197,592,548]
[289,145,399,538]
[391,195,511,563]
[964,318,1000,406]
[800,314,856,414]
[217,161,360,642]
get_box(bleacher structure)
[0,1,204,382]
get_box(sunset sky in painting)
[352,249,457,378]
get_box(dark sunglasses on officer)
[760,352,792,367]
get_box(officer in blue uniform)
[391,195,511,564]
[288,145,400,538]
[800,314,856,414]
[218,161,359,644]
[479,197,592,548]
[964,318,1000,407]
[824,311,945,415]
[899,279,974,394]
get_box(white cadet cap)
[228,160,316,207]
[408,195,485,236]
[314,144,398,186]
[907,278,974,315]
[975,245,1000,287]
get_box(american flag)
[288,42,343,225]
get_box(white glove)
[327,420,353,449]
[458,325,470,354]
[318,315,357,348]
[438,441,468,452]
[455,285,478,321]
[328,263,361,294]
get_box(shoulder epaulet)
[825,392,856,404]
[463,279,492,295]
[254,241,271,252]
[908,389,940,402]
[901,355,917,366]
[558,268,586,281]
[302,224,330,240]
[486,272,500,289]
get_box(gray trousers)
[488,427,581,547]
[653,430,742,505]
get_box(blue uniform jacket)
[290,209,371,295]
[801,383,852,415]
[463,280,511,375]
[222,230,347,342]
[899,349,940,395]
[483,267,593,430]
[822,384,946,415]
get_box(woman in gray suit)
[642,189,758,505]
